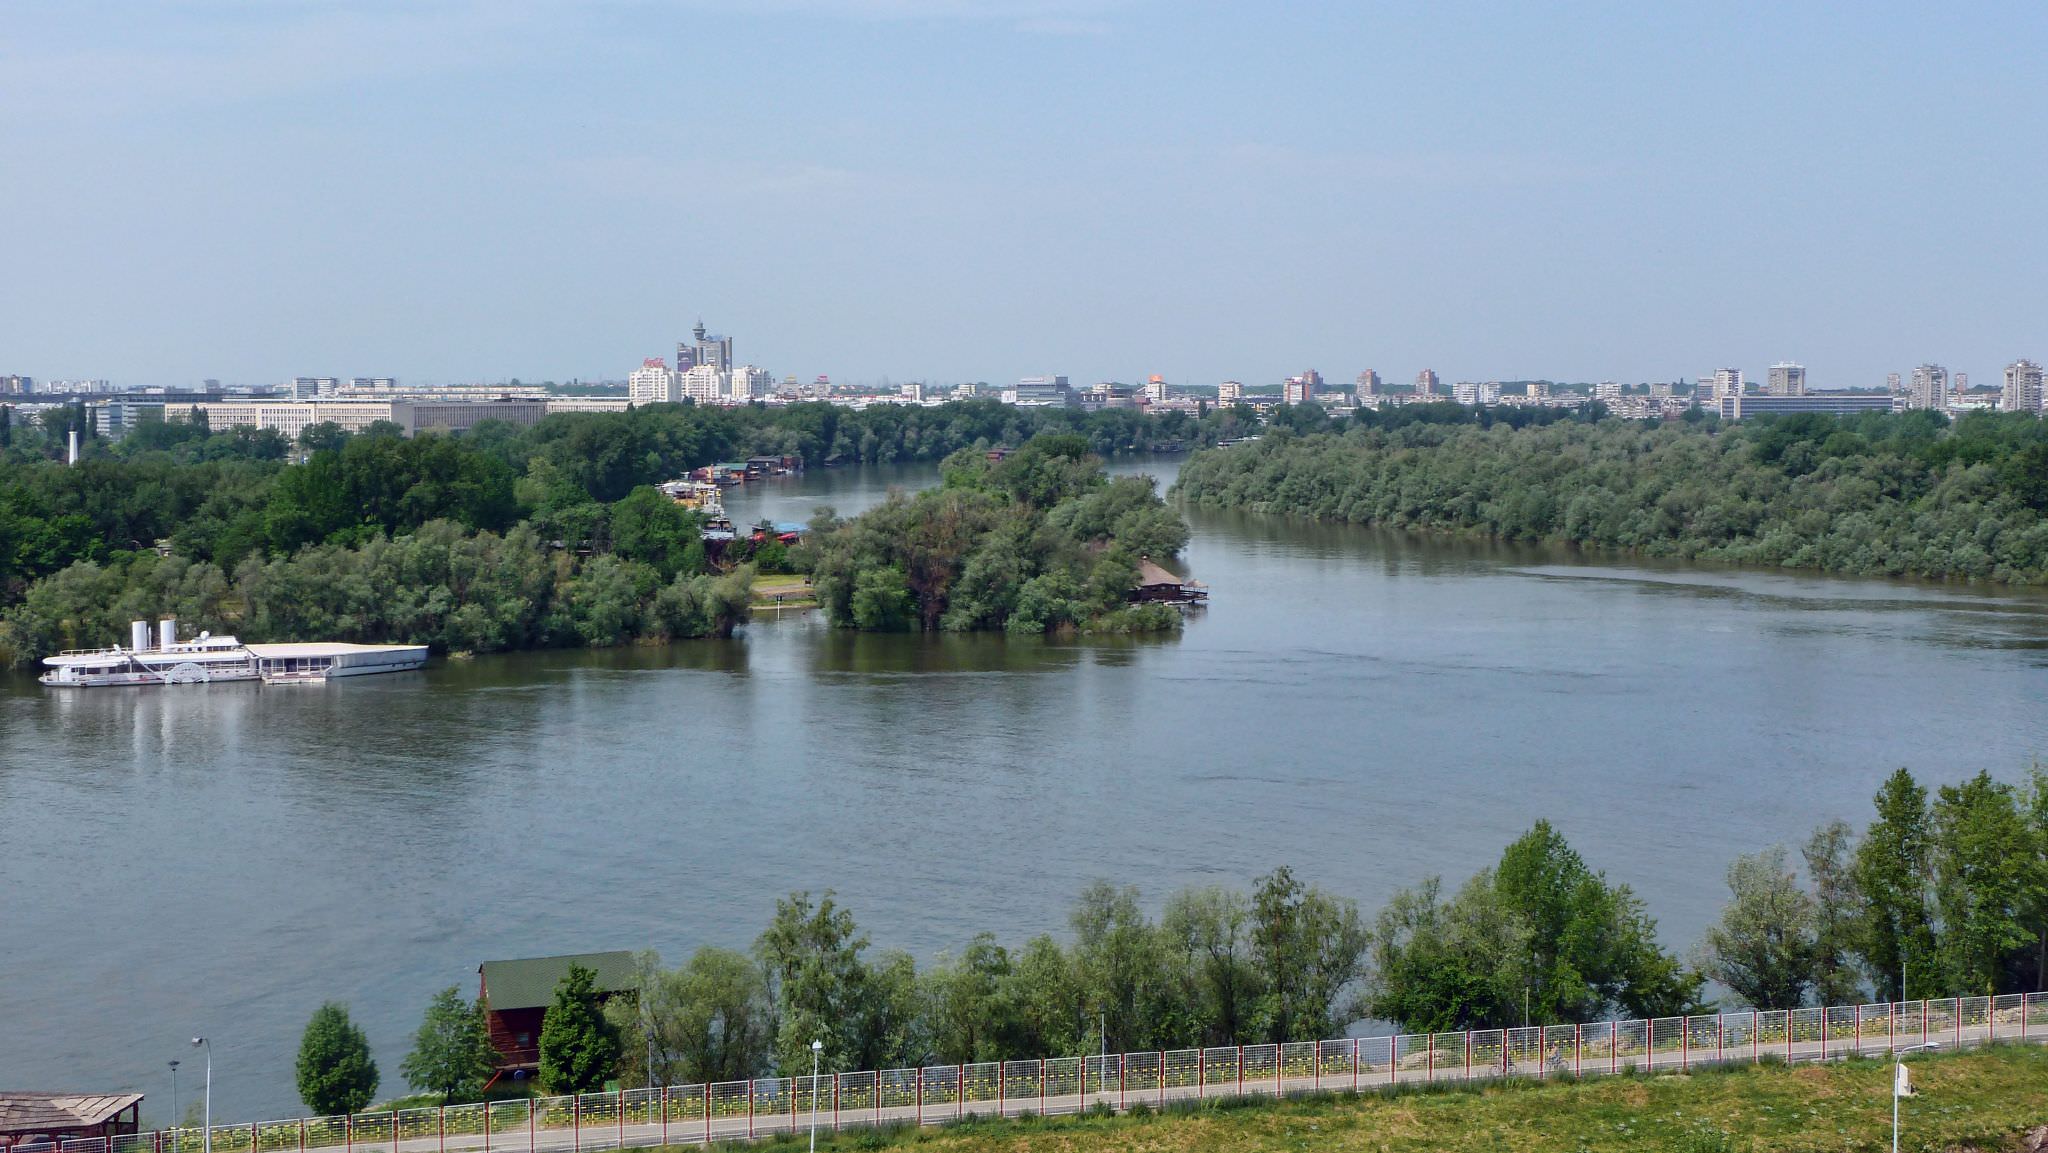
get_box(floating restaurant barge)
[40,619,428,688]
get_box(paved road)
[109,1007,2045,1153]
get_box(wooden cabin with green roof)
[477,951,636,1071]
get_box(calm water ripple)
[5,458,2047,1118]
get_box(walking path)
[79,994,2047,1153]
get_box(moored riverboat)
[40,620,428,688]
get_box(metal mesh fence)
[107,992,2047,1153]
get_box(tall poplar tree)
[1931,772,2034,995]
[538,965,621,1095]
[1802,819,1865,1005]
[1852,768,1936,1000]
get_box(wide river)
[6,458,2048,1120]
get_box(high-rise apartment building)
[1767,363,1806,396]
[1144,375,1168,404]
[290,376,340,399]
[0,374,30,396]
[730,365,772,400]
[1415,369,1440,395]
[1356,370,1380,396]
[689,321,733,375]
[678,365,726,403]
[628,358,674,405]
[1007,375,1071,407]
[1218,381,1243,404]
[1283,372,1317,405]
[1887,372,1903,395]
[1909,364,1948,410]
[1707,368,1744,402]
[2004,359,2044,414]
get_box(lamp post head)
[170,1059,181,1070]
[810,1040,823,1053]
[191,1037,206,1047]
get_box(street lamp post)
[807,1040,823,1153]
[169,1061,181,1149]
[191,1038,211,1153]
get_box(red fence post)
[526,1100,533,1153]
[1120,1054,1127,1112]
[571,1095,579,1153]
[659,1086,668,1147]
[746,1083,753,1141]
[916,1069,923,1128]
[1956,998,1963,1049]
[703,1085,711,1146]
[1197,1051,1204,1100]
[1038,1058,1045,1116]
[1236,1048,1242,1098]
[1609,1021,1617,1075]
[832,1073,839,1132]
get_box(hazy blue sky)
[3,2,2043,389]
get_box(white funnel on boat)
[159,618,177,649]
[131,620,151,651]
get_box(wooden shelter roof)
[1134,559,1185,588]
[0,1094,145,1134]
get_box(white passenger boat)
[39,619,428,688]
[40,620,257,686]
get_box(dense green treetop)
[537,964,623,1095]
[799,437,1190,635]
[0,400,1213,662]
[398,987,499,1105]
[295,1002,379,1117]
[1174,410,2048,584]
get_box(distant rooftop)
[479,951,636,1010]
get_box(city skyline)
[3,3,2044,387]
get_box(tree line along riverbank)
[269,765,2045,1117]
[0,402,1205,664]
[1171,409,2048,584]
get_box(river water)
[5,457,2048,1120]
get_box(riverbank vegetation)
[1173,410,2048,584]
[246,762,2037,1134]
[649,1044,2048,1153]
[463,764,2040,1094]
[797,436,1189,634]
[0,401,1201,664]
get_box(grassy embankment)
[689,1044,2048,1153]
[749,574,817,609]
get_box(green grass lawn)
[749,575,816,606]
[698,1044,2048,1153]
